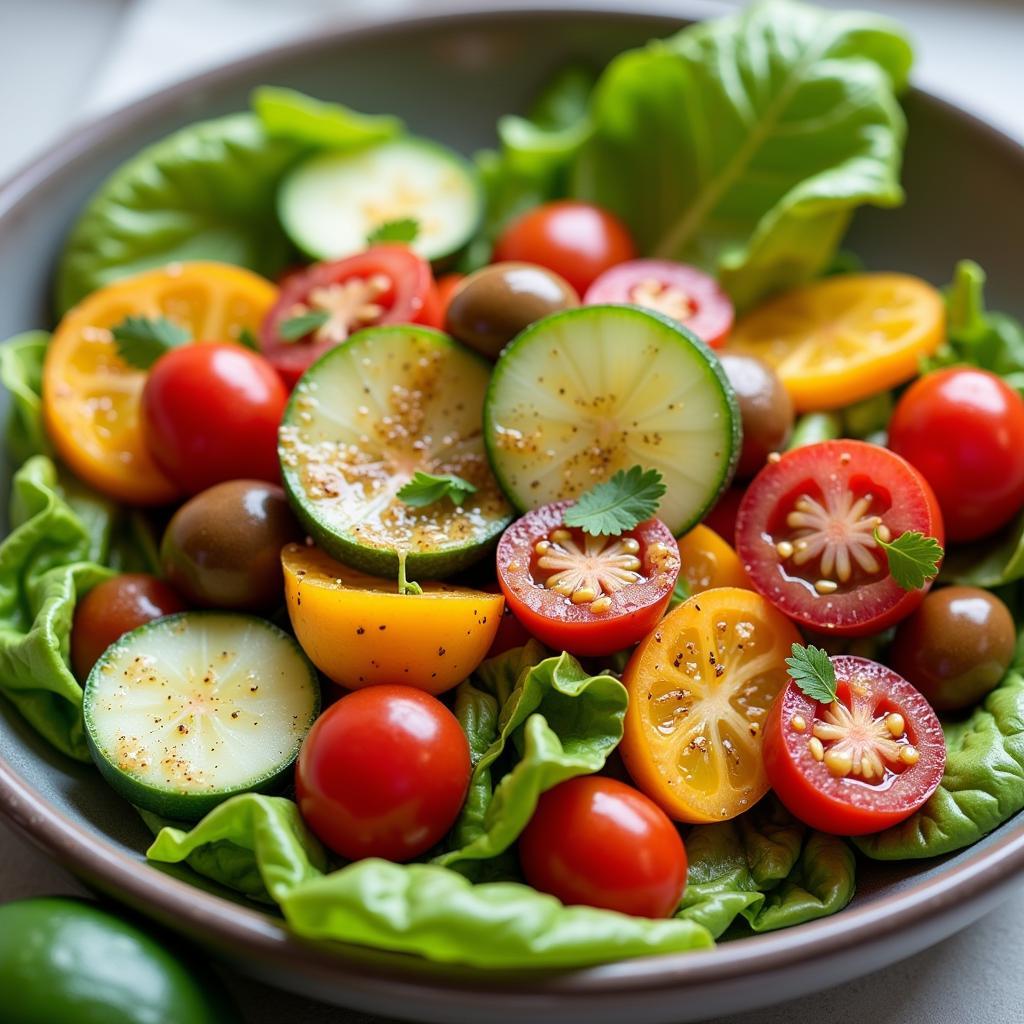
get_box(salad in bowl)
[1,0,1023,973]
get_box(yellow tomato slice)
[727,273,944,411]
[621,587,800,823]
[282,543,504,695]
[677,524,749,594]
[43,262,277,504]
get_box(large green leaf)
[571,0,912,308]
[56,114,306,313]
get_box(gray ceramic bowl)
[2,4,1023,1022]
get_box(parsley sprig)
[563,466,666,536]
[785,644,838,704]
[397,471,477,509]
[111,315,190,369]
[874,528,943,591]
[367,217,420,244]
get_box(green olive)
[890,586,1015,711]
[161,480,302,611]
[445,261,579,358]
[718,353,794,478]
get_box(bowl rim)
[2,0,1024,1001]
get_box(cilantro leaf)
[111,315,191,369]
[397,471,477,509]
[367,217,420,245]
[237,326,260,351]
[785,644,837,704]
[562,466,666,536]
[875,528,944,591]
[278,310,329,342]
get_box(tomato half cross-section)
[621,586,801,823]
[736,440,944,636]
[496,502,681,657]
[763,655,946,835]
[260,245,442,385]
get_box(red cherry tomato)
[888,368,1024,542]
[435,273,465,317]
[295,685,470,862]
[736,440,944,636]
[493,201,636,296]
[583,260,734,348]
[71,574,185,680]
[260,246,442,387]
[519,776,688,918]
[141,344,287,495]
[702,485,745,546]
[763,655,946,835]
[496,502,680,657]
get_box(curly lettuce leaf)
[56,114,306,313]
[571,0,912,308]
[0,457,115,759]
[855,670,1024,860]
[251,87,403,149]
[0,333,52,466]
[678,797,855,937]
[436,642,626,872]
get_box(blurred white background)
[1,1,1023,1023]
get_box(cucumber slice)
[83,612,319,821]
[484,305,740,536]
[279,137,482,263]
[279,325,513,578]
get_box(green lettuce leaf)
[56,114,306,313]
[146,795,328,903]
[251,87,403,149]
[678,797,855,937]
[0,457,114,759]
[855,670,1024,860]
[0,332,52,466]
[436,642,627,871]
[570,0,912,308]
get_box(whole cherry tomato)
[493,200,636,295]
[141,344,287,495]
[295,685,470,862]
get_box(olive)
[889,586,1015,711]
[718,353,795,478]
[161,480,302,611]
[445,261,579,358]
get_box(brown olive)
[889,586,1015,711]
[718,353,794,478]
[161,480,302,611]
[445,261,579,358]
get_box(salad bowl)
[1,3,1024,1022]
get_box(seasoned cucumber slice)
[84,612,319,821]
[484,305,740,535]
[279,137,482,263]
[279,325,513,578]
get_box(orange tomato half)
[43,262,277,504]
[727,273,944,411]
[676,524,749,595]
[621,587,800,823]
[282,543,504,695]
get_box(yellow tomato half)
[282,543,504,695]
[621,587,800,823]
[43,262,277,505]
[727,273,944,411]
[677,524,749,594]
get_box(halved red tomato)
[763,655,946,835]
[583,260,734,348]
[736,440,943,636]
[496,502,680,657]
[260,245,442,385]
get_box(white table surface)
[2,2,1024,1022]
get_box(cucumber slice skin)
[279,136,484,266]
[279,325,513,579]
[483,304,741,536]
[83,612,320,822]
